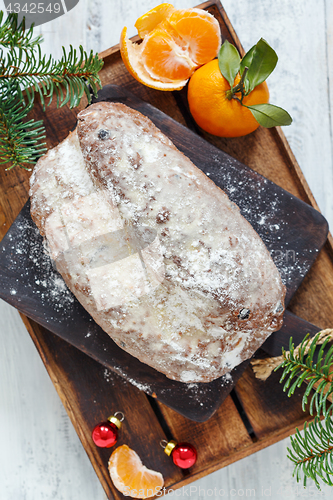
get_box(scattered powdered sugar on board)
[4,212,75,315]
[222,372,233,383]
[103,368,116,385]
[112,364,153,393]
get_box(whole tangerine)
[187,58,270,137]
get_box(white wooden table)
[1,0,332,498]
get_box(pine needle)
[288,416,333,488]
[0,83,46,170]
[277,332,333,417]
[274,332,333,489]
[0,43,103,110]
[0,12,43,51]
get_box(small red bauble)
[92,421,118,448]
[172,442,197,469]
[92,412,124,448]
[162,440,197,469]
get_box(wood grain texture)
[234,366,311,440]
[158,397,253,473]
[1,0,333,499]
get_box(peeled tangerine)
[29,101,286,384]
[120,4,221,90]
[108,445,164,498]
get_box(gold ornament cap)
[164,440,177,456]
[107,411,124,429]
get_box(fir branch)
[277,332,333,417]
[275,332,333,489]
[0,11,103,170]
[0,12,42,52]
[0,44,103,109]
[0,83,46,170]
[288,416,333,488]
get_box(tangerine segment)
[188,59,269,137]
[135,3,176,38]
[141,26,196,82]
[168,8,221,65]
[108,445,164,499]
[120,27,188,91]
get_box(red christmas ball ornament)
[172,442,197,468]
[92,411,124,448]
[162,440,197,469]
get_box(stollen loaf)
[29,101,286,383]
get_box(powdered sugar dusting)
[5,215,75,314]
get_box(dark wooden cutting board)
[0,84,328,422]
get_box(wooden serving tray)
[2,1,333,497]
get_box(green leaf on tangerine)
[245,103,292,128]
[240,45,255,93]
[246,38,278,92]
[240,45,255,76]
[218,39,241,88]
